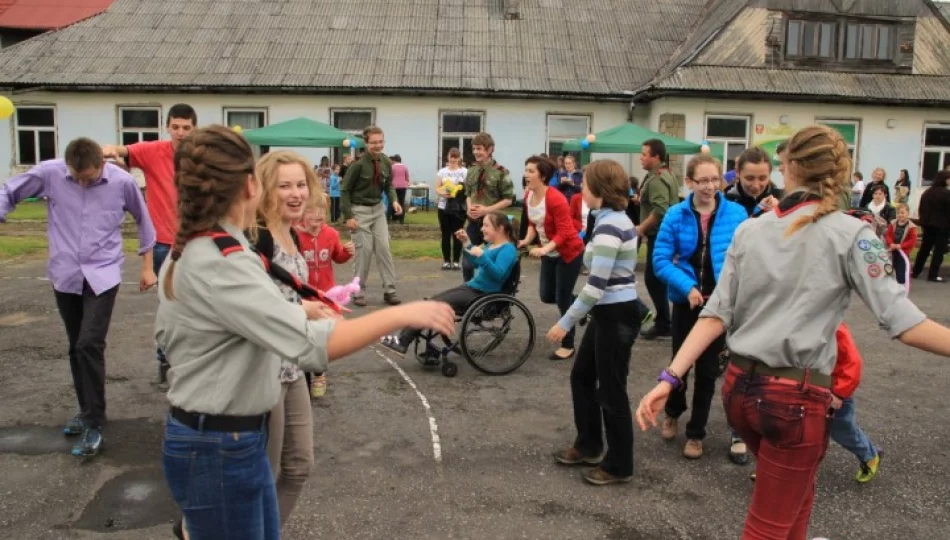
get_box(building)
[0,0,948,212]
[0,0,114,48]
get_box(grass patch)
[0,236,139,261]
[5,201,48,221]
[390,239,443,259]
[402,207,521,227]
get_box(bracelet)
[657,369,683,390]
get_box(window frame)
[785,15,896,63]
[330,107,376,164]
[785,19,836,59]
[223,107,269,131]
[704,114,751,173]
[14,104,57,166]
[920,123,950,188]
[438,109,485,169]
[843,22,894,62]
[117,105,163,147]
[816,118,861,176]
[545,113,592,163]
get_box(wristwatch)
[657,369,683,390]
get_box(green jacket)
[464,159,515,208]
[340,152,398,220]
[639,164,679,237]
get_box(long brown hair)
[254,151,322,238]
[784,125,851,237]
[163,125,256,299]
[484,211,518,245]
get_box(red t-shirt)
[297,225,353,292]
[128,140,177,245]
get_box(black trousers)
[461,218,485,282]
[399,285,482,343]
[53,282,119,429]
[390,188,408,224]
[571,300,642,477]
[644,235,671,332]
[539,255,583,349]
[438,209,465,263]
[664,302,726,440]
[330,197,341,222]
[913,226,948,280]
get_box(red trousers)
[722,364,833,540]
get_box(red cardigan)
[527,187,584,263]
[569,193,585,234]
[884,220,918,256]
[831,323,862,399]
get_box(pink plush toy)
[325,277,361,306]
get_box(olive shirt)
[639,164,679,237]
[340,152,399,220]
[155,220,336,416]
[464,159,515,207]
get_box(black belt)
[170,407,269,433]
[730,354,832,390]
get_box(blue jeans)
[163,416,279,540]
[829,397,877,463]
[153,243,170,365]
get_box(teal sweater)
[463,242,517,293]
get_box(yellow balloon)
[0,96,14,120]
[233,125,243,133]
[343,138,351,148]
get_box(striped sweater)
[557,209,639,330]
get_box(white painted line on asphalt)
[373,348,442,464]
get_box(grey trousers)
[266,377,314,527]
[351,203,398,296]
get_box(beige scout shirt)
[155,220,336,416]
[702,199,925,376]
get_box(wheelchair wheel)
[459,294,535,375]
[441,361,459,378]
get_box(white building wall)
[0,92,630,198]
[643,96,950,215]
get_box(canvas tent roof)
[562,122,702,155]
[242,117,364,148]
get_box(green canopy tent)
[242,117,365,148]
[562,122,703,165]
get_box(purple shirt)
[0,160,156,295]
[391,162,409,189]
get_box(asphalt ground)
[0,257,948,540]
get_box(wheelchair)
[413,257,536,377]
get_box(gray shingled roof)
[940,2,950,21]
[635,0,950,105]
[0,0,705,99]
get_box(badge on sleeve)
[884,264,894,275]
[867,264,883,278]
[857,239,871,251]
[871,239,884,250]
[863,252,878,264]
[878,252,890,262]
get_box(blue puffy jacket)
[653,192,747,304]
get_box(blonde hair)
[872,167,886,180]
[895,202,910,214]
[784,125,852,236]
[254,151,323,235]
[304,191,330,212]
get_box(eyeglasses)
[690,177,720,187]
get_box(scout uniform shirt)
[701,191,926,377]
[340,152,398,221]
[464,159,515,208]
[155,220,336,416]
[639,163,680,237]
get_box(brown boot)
[552,447,601,466]
[683,439,703,459]
[582,467,632,485]
[383,292,402,306]
[661,417,678,441]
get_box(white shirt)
[528,193,559,258]
[437,166,467,210]
[852,179,866,195]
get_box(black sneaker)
[72,426,103,457]
[640,324,671,340]
[380,335,409,356]
[157,362,170,391]
[63,415,85,436]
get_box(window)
[118,107,161,146]
[818,119,860,175]
[439,111,484,167]
[786,20,835,59]
[704,115,749,172]
[844,23,892,60]
[331,108,375,164]
[921,124,950,187]
[15,106,56,166]
[546,114,591,162]
[224,108,267,131]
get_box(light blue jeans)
[829,397,877,463]
[163,416,278,540]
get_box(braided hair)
[783,125,852,237]
[163,125,256,299]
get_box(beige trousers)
[266,377,314,527]
[351,203,398,296]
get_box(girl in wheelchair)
[380,211,519,355]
